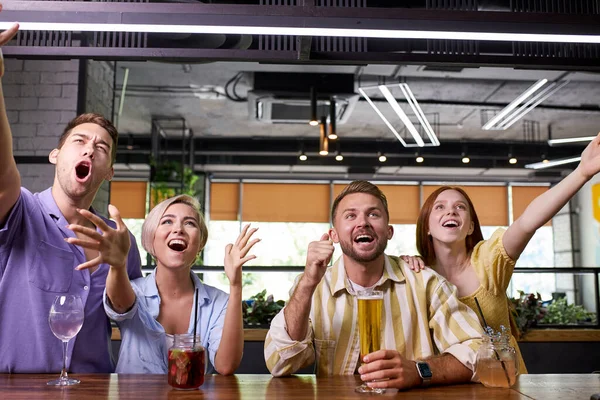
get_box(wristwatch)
[415,361,432,387]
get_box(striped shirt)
[264,255,483,378]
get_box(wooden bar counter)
[1,373,599,399]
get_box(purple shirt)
[0,187,142,373]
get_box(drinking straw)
[193,288,199,346]
[186,287,199,386]
[474,297,511,386]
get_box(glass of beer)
[355,289,385,395]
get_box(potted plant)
[243,290,285,329]
[510,290,546,337]
[150,159,200,208]
[539,297,597,325]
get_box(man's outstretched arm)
[0,16,21,225]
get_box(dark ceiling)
[3,0,600,181]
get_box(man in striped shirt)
[265,181,483,390]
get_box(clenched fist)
[303,233,334,287]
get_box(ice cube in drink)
[168,347,205,390]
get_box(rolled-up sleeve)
[428,279,483,381]
[264,308,315,377]
[103,288,139,322]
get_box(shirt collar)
[38,188,63,222]
[330,254,406,297]
[38,187,100,223]
[142,268,212,305]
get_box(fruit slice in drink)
[168,348,205,389]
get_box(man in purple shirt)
[0,23,142,373]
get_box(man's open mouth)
[354,234,374,244]
[75,162,91,180]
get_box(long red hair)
[416,186,484,266]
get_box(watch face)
[418,362,432,378]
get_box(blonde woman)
[67,194,259,374]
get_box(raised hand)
[400,255,425,273]
[224,224,260,287]
[303,233,334,286]
[0,4,20,78]
[358,350,421,390]
[65,204,131,271]
[577,132,600,180]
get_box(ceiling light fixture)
[548,136,596,146]
[319,117,329,156]
[483,79,568,130]
[461,153,470,164]
[525,156,581,169]
[416,155,424,163]
[299,152,307,161]
[378,152,387,162]
[309,86,318,126]
[328,98,338,140]
[508,147,517,164]
[2,20,600,44]
[1,3,599,43]
[359,83,439,147]
[335,152,344,161]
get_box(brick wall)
[85,60,115,216]
[7,58,117,216]
[6,58,79,194]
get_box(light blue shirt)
[104,268,229,374]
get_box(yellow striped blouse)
[265,255,483,378]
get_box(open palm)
[224,224,260,287]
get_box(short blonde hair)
[141,194,208,260]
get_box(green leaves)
[510,290,597,337]
[540,297,596,325]
[510,290,545,336]
[242,290,285,327]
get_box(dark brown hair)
[416,186,484,266]
[58,113,118,165]
[331,180,390,223]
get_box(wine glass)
[47,295,85,386]
[355,289,385,395]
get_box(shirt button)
[84,285,89,291]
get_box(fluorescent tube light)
[398,83,439,146]
[525,156,581,169]
[547,136,596,146]
[0,22,599,44]
[498,80,569,130]
[482,79,548,130]
[358,88,407,147]
[379,85,425,147]
[359,84,439,147]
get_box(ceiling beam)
[103,136,582,170]
[1,2,598,37]
[1,2,599,70]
